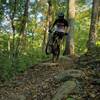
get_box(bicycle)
[45,30,68,62]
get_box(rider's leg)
[52,32,58,43]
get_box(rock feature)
[54,69,85,82]
[52,81,76,100]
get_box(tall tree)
[47,0,52,34]
[87,0,99,51]
[63,0,75,55]
[10,0,17,66]
[42,0,52,51]
[15,0,30,57]
[20,0,30,35]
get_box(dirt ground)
[0,56,100,100]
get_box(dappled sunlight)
[96,41,100,46]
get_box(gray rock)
[54,69,85,82]
[52,81,76,100]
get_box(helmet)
[58,12,64,19]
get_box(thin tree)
[87,0,99,51]
[42,0,52,51]
[15,0,30,57]
[9,0,17,66]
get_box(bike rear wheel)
[52,39,60,62]
[45,39,52,55]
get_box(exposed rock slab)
[54,69,85,82]
[52,81,76,100]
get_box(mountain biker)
[49,12,69,42]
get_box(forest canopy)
[0,0,100,81]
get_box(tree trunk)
[42,0,52,51]
[48,0,52,31]
[63,0,69,55]
[42,27,47,51]
[9,0,17,67]
[20,0,29,35]
[63,0,75,56]
[15,0,30,57]
[87,0,99,51]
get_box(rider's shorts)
[53,31,64,40]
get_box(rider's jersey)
[53,18,69,33]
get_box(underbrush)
[0,49,49,82]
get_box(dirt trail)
[0,56,100,100]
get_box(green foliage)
[0,54,12,81]
[74,10,91,54]
[0,0,99,82]
[0,33,48,81]
[96,41,100,47]
[67,97,75,100]
[0,49,48,81]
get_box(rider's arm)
[50,19,58,31]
